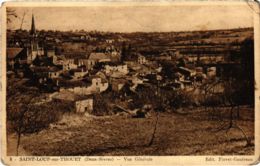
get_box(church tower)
[30,14,38,52]
[30,14,36,35]
[27,14,43,63]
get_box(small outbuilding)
[51,90,93,114]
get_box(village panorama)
[6,10,255,156]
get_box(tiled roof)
[88,52,111,61]
[52,90,92,102]
[31,66,61,73]
[64,53,88,60]
[59,80,89,88]
[7,48,24,59]
[69,66,88,73]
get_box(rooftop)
[104,61,124,66]
[7,48,24,59]
[31,66,61,73]
[64,53,88,60]
[69,66,88,73]
[59,79,90,88]
[52,90,92,102]
[88,52,111,61]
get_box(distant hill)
[122,27,253,58]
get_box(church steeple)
[30,14,36,36]
[29,14,38,52]
[27,13,43,63]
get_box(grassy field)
[7,106,254,156]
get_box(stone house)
[7,47,26,70]
[105,39,114,44]
[75,97,93,113]
[111,79,127,92]
[48,67,62,79]
[137,55,147,64]
[63,53,88,71]
[110,51,121,62]
[178,67,196,79]
[51,90,93,113]
[63,59,78,71]
[207,67,217,77]
[69,67,88,79]
[52,55,65,66]
[174,72,185,82]
[60,76,109,95]
[30,66,62,85]
[77,59,96,70]
[105,63,128,75]
[90,76,109,93]
[88,52,112,63]
[46,49,55,57]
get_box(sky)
[7,4,254,32]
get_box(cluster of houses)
[7,15,219,115]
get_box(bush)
[92,94,110,116]
[7,99,74,134]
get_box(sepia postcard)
[1,1,260,165]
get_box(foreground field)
[7,106,254,156]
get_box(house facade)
[91,77,109,92]
[77,59,96,70]
[105,64,128,75]
[48,69,62,79]
[75,98,93,113]
[51,90,93,113]
[63,59,78,71]
[207,67,217,77]
[88,52,112,63]
[60,76,109,95]
[6,48,26,70]
[69,68,88,79]
[137,55,147,64]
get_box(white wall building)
[105,64,128,75]
[75,98,93,113]
[137,55,147,64]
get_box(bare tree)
[200,78,223,121]
[199,38,254,147]
[200,77,251,146]
[7,92,38,155]
[214,79,251,146]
